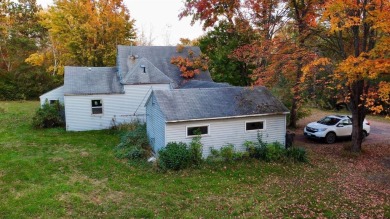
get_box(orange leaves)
[170,49,208,79]
[302,58,332,80]
[336,51,390,85]
[323,0,390,33]
[378,82,390,104]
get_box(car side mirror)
[337,124,344,127]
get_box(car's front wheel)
[325,132,336,144]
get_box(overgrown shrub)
[188,135,203,166]
[286,147,307,162]
[206,144,248,162]
[158,142,191,171]
[114,123,151,160]
[110,117,141,131]
[244,134,307,162]
[244,140,267,160]
[220,144,235,162]
[264,142,285,162]
[32,101,65,128]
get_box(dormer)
[121,57,173,85]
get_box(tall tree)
[226,0,319,128]
[319,0,390,152]
[284,0,320,128]
[181,0,320,127]
[0,0,56,100]
[199,21,255,85]
[27,0,136,74]
[0,0,43,73]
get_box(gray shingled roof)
[64,66,123,95]
[117,45,212,87]
[152,86,289,122]
[179,80,232,89]
[122,57,173,84]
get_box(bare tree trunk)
[289,56,302,128]
[350,80,365,152]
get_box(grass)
[0,101,389,218]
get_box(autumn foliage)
[170,48,208,79]
[180,0,389,151]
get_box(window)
[187,125,209,137]
[49,100,59,105]
[340,119,352,126]
[246,121,264,131]
[91,99,103,114]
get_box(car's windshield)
[317,116,341,126]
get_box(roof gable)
[122,58,173,84]
[152,86,289,122]
[117,45,212,87]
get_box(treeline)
[0,0,136,100]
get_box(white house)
[40,45,290,155]
[40,46,214,131]
[145,86,289,157]
[40,86,64,105]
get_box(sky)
[36,0,205,46]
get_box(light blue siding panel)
[146,95,166,152]
[146,96,154,148]
[152,101,166,152]
[165,115,287,157]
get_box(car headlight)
[319,128,327,132]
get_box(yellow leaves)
[323,0,390,33]
[336,52,389,84]
[25,53,45,66]
[41,0,136,67]
[301,58,331,83]
[378,82,390,104]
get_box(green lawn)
[0,101,389,218]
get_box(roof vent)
[129,55,139,60]
[140,65,146,73]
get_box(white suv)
[304,115,370,144]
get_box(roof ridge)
[160,86,264,91]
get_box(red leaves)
[179,0,241,29]
[171,49,208,79]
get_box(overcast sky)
[36,0,205,45]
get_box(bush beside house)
[115,124,307,171]
[32,101,65,128]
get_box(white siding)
[39,86,64,105]
[65,84,169,131]
[165,115,286,157]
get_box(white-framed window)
[245,121,265,131]
[49,100,59,105]
[186,125,209,137]
[91,99,103,115]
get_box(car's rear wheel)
[362,131,367,141]
[325,132,336,144]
